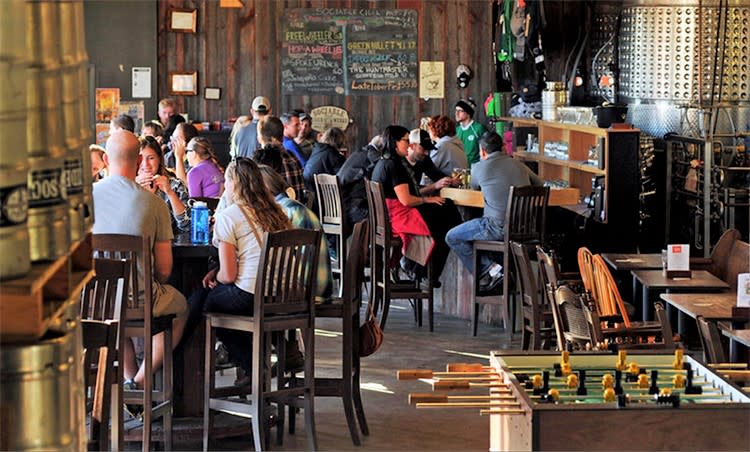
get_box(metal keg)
[27,0,70,260]
[542,82,567,121]
[0,0,31,279]
[0,331,82,451]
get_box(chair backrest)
[81,258,131,328]
[341,221,369,309]
[554,285,592,350]
[314,174,346,282]
[254,228,321,317]
[590,254,630,326]
[696,315,727,364]
[707,228,741,281]
[364,179,392,246]
[537,246,565,350]
[577,247,596,296]
[654,302,675,348]
[504,185,550,244]
[725,240,749,291]
[92,234,152,320]
[510,241,541,319]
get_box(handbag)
[359,302,384,358]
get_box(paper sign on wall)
[132,67,151,98]
[419,61,444,99]
[667,244,690,271]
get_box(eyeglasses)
[455,108,465,113]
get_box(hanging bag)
[359,301,384,357]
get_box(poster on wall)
[282,9,418,96]
[95,123,110,147]
[95,88,120,122]
[419,61,445,99]
[119,101,145,133]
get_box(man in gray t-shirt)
[445,131,543,292]
[94,130,187,392]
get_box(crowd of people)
[91,94,538,412]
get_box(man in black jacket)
[336,134,383,236]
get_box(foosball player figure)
[566,373,578,390]
[656,388,680,408]
[533,371,551,395]
[685,367,703,395]
[603,387,616,402]
[542,388,560,403]
[637,373,650,389]
[601,373,614,389]
[577,370,588,396]
[626,362,640,382]
[615,351,628,371]
[649,370,660,395]
[614,370,624,395]
[672,349,684,370]
[672,373,685,389]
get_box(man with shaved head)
[93,130,187,411]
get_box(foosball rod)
[415,401,522,408]
[479,409,526,415]
[397,369,497,380]
[409,393,516,404]
[433,380,510,391]
[529,393,729,401]
[508,364,690,371]
[524,386,721,394]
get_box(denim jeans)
[183,283,254,373]
[445,216,505,274]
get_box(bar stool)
[314,173,347,297]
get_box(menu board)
[282,8,418,96]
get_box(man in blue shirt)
[281,112,307,167]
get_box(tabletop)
[172,232,218,258]
[440,187,581,208]
[601,253,662,271]
[721,329,750,348]
[631,269,730,291]
[659,292,738,320]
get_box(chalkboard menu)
[282,9,418,96]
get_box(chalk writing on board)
[282,9,417,96]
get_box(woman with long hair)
[182,158,291,378]
[135,135,191,232]
[186,136,225,198]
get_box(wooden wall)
[157,0,495,150]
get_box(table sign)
[667,244,691,278]
[738,273,750,307]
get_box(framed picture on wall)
[169,71,198,96]
[204,87,221,100]
[169,8,197,33]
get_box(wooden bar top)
[659,292,738,320]
[440,187,580,208]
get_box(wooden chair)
[364,179,434,331]
[537,246,583,351]
[696,315,728,364]
[590,254,633,325]
[576,247,597,301]
[92,234,175,451]
[471,185,549,336]
[202,229,321,452]
[509,241,556,350]
[286,220,369,445]
[553,285,594,350]
[691,228,741,282]
[584,301,675,351]
[80,258,130,451]
[314,174,347,297]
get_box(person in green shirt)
[455,98,488,165]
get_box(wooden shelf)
[514,151,606,175]
[0,233,93,342]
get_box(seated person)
[426,115,467,184]
[186,136,224,198]
[164,121,197,185]
[92,130,187,403]
[110,113,136,134]
[336,134,383,236]
[295,111,319,160]
[135,135,191,233]
[406,128,459,196]
[258,164,333,300]
[446,131,544,292]
[252,116,306,204]
[303,127,346,196]
[371,125,460,287]
[181,158,293,379]
[141,120,164,142]
[90,144,108,182]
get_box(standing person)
[426,115,468,183]
[229,115,251,160]
[370,125,454,287]
[181,158,293,379]
[445,131,544,292]
[186,136,225,198]
[252,116,306,204]
[157,98,177,128]
[336,134,383,236]
[92,130,187,400]
[280,112,306,166]
[455,98,488,165]
[234,95,271,159]
[295,112,319,160]
[303,127,346,195]
[135,135,191,233]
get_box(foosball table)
[398,350,750,451]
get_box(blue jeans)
[183,283,255,373]
[445,216,505,274]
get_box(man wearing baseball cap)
[234,95,271,159]
[406,128,458,196]
[455,98,488,165]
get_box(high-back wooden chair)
[510,241,555,350]
[590,254,630,324]
[537,246,583,351]
[553,285,593,350]
[80,258,130,451]
[202,229,321,452]
[584,301,675,351]
[286,220,370,445]
[314,174,347,297]
[364,179,434,331]
[92,234,174,451]
[696,315,728,364]
[471,185,549,336]
[577,247,596,299]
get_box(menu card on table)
[738,273,750,308]
[666,244,691,278]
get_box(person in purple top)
[186,136,224,198]
[281,112,307,167]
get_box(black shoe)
[479,272,503,293]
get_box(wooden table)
[722,329,750,362]
[602,253,662,305]
[440,186,581,208]
[659,292,738,336]
[631,270,730,322]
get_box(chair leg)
[250,329,264,452]
[303,325,318,451]
[472,303,480,337]
[163,328,173,451]
[352,320,369,436]
[142,332,152,452]
[202,320,215,452]
[342,313,361,445]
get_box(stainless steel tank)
[27,0,70,261]
[619,0,750,137]
[0,0,31,279]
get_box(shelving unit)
[0,234,93,342]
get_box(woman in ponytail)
[185,136,224,198]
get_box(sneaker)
[123,380,143,418]
[479,272,503,294]
[216,342,230,366]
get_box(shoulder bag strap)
[238,205,264,247]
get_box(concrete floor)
[159,300,515,451]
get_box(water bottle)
[191,201,209,245]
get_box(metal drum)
[542,82,567,121]
[27,0,70,260]
[0,331,82,451]
[0,0,31,279]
